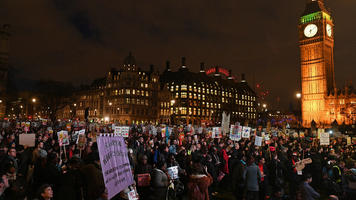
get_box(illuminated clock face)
[304,24,318,38]
[326,24,332,37]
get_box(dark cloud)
[0,0,355,109]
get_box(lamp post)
[296,92,302,130]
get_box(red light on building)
[206,67,230,77]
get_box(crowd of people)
[0,120,355,200]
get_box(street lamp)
[109,102,112,106]
[32,98,36,103]
[296,93,301,99]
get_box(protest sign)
[127,189,139,200]
[137,173,150,187]
[57,131,70,146]
[230,125,241,141]
[242,126,251,138]
[320,132,330,145]
[77,132,87,149]
[212,127,222,138]
[121,126,130,137]
[347,137,351,146]
[97,135,134,199]
[167,166,179,180]
[255,136,263,147]
[72,131,79,142]
[114,126,121,136]
[19,134,36,147]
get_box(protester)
[0,119,355,200]
[302,174,320,200]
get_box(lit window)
[126,89,130,95]
[146,91,149,96]
[189,93,192,99]
[175,93,179,98]
[181,85,187,91]
[189,86,192,91]
[132,89,136,95]
[202,95,205,100]
[145,84,148,88]
[181,92,187,98]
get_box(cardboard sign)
[347,137,351,146]
[19,134,36,147]
[57,130,70,146]
[212,127,222,138]
[167,166,179,180]
[137,173,151,187]
[320,132,330,145]
[255,136,263,147]
[242,126,251,138]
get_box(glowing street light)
[104,116,110,122]
[32,98,36,103]
[109,102,112,106]
[296,93,302,99]
[262,104,267,108]
[73,103,77,107]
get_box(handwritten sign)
[97,135,134,199]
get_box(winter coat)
[243,163,262,192]
[187,173,213,200]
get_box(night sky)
[1,0,355,109]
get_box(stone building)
[299,0,356,127]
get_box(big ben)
[299,0,335,127]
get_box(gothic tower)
[299,0,335,127]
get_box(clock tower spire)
[299,0,335,127]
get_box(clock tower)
[299,0,335,127]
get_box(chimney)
[181,57,186,68]
[166,61,171,71]
[241,73,246,82]
[200,62,205,73]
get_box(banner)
[97,135,134,199]
[221,112,230,135]
[255,136,263,147]
[19,134,36,147]
[242,126,251,138]
[320,132,330,145]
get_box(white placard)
[167,166,179,180]
[121,126,130,137]
[212,127,222,138]
[255,136,263,147]
[320,132,330,145]
[242,126,251,138]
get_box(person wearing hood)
[187,161,213,200]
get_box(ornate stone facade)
[299,0,356,127]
